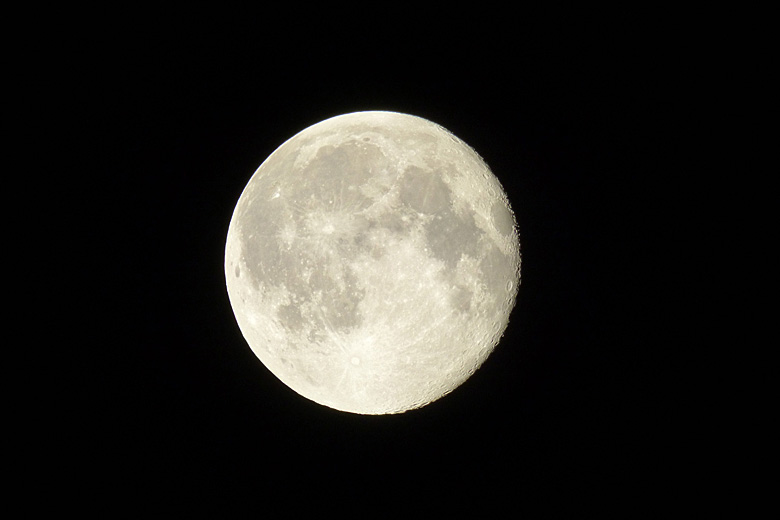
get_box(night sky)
[39,7,704,514]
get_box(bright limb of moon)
[225,111,520,415]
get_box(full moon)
[225,111,520,414]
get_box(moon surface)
[225,111,520,414]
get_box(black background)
[35,6,710,514]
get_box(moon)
[225,111,520,414]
